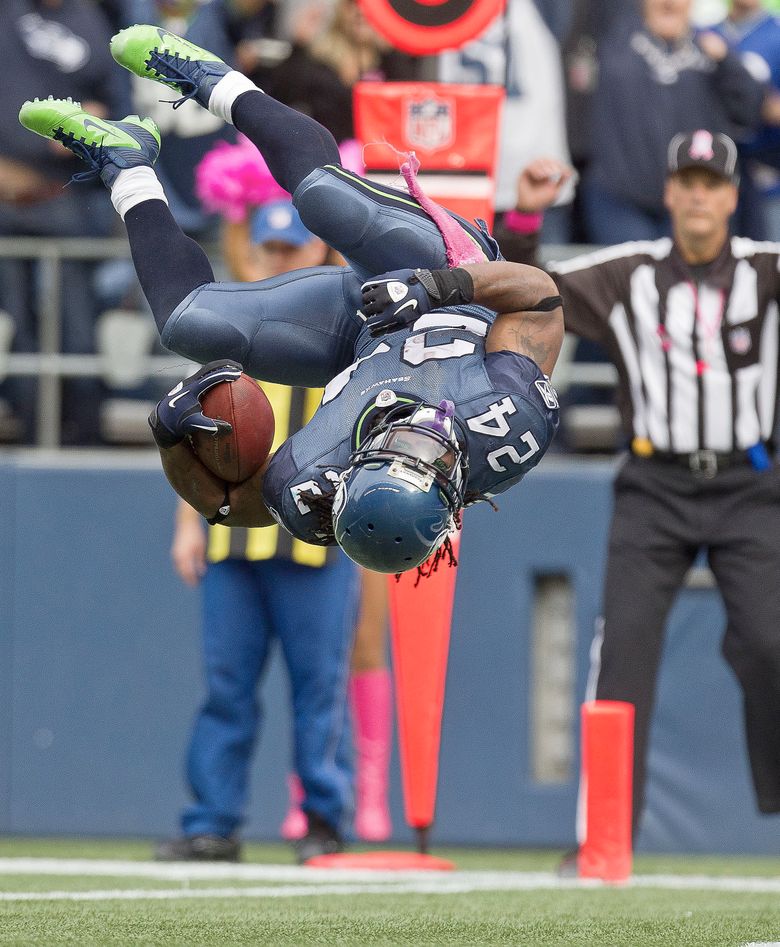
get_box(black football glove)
[360,267,474,337]
[148,359,243,449]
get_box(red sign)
[358,0,504,54]
[354,82,504,226]
[355,83,503,171]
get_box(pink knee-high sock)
[350,668,392,841]
[280,772,307,841]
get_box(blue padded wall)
[0,463,14,832]
[1,455,779,853]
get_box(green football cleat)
[110,24,232,110]
[18,97,160,187]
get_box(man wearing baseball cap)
[666,129,740,184]
[498,131,780,865]
[250,200,329,278]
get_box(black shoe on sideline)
[154,834,241,862]
[556,847,579,878]
[294,812,344,864]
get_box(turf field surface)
[0,838,779,946]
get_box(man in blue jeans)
[159,203,359,864]
[167,489,359,863]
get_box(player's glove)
[148,359,243,449]
[360,267,475,337]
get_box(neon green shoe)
[110,25,231,110]
[18,97,160,187]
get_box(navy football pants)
[124,91,494,385]
[592,457,780,837]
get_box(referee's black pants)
[594,455,780,837]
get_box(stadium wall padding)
[1,455,779,854]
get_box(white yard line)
[0,883,539,902]
[0,859,364,882]
[0,859,780,901]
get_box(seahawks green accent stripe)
[324,165,486,254]
[353,395,416,450]
[325,165,423,212]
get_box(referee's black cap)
[667,130,740,184]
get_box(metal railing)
[0,237,617,448]
[0,237,199,447]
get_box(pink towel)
[400,152,486,268]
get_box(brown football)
[190,374,275,483]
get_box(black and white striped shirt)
[548,237,780,453]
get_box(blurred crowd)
[1,0,778,446]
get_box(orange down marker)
[387,534,460,853]
[309,541,459,872]
[578,700,635,882]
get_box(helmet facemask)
[355,400,466,507]
[332,399,467,574]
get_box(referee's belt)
[636,447,756,478]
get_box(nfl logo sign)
[405,97,454,152]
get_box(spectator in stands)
[119,0,253,235]
[715,0,780,238]
[261,0,421,143]
[186,0,278,65]
[560,0,639,243]
[158,200,361,864]
[0,0,128,444]
[439,0,575,244]
[581,0,763,243]
[533,0,575,42]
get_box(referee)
[497,131,780,841]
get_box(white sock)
[110,166,168,220]
[209,70,261,125]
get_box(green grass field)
[1,837,779,946]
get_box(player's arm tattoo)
[501,310,558,371]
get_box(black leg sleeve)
[123,200,214,332]
[231,91,341,195]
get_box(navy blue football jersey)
[262,306,559,544]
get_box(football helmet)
[332,397,467,573]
